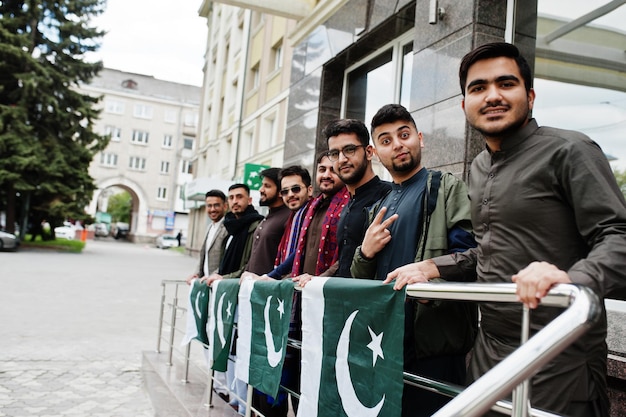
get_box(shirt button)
[488,173,495,179]
[482,198,488,205]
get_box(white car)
[0,231,19,250]
[54,223,76,240]
[155,234,179,249]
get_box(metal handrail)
[404,282,601,417]
[156,280,600,417]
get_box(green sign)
[243,163,270,190]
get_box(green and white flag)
[181,279,210,346]
[235,279,295,398]
[207,279,240,372]
[298,277,404,417]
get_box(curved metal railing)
[405,282,601,417]
[155,280,601,417]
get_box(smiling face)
[205,196,226,222]
[327,132,372,188]
[316,155,345,197]
[259,177,280,207]
[372,120,423,183]
[279,175,312,211]
[462,56,535,150]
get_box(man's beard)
[337,159,368,185]
[260,194,278,206]
[391,154,419,173]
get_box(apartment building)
[186,3,297,253]
[81,68,201,243]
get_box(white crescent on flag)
[336,310,385,417]
[216,292,227,347]
[263,295,283,368]
[194,291,202,318]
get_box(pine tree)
[0,0,109,236]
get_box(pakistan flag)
[207,279,239,372]
[181,279,210,346]
[235,279,295,398]
[298,278,404,417]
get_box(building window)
[99,153,118,167]
[183,112,198,127]
[104,125,121,141]
[133,104,153,119]
[271,42,283,73]
[183,137,194,150]
[250,63,260,91]
[121,79,137,89]
[181,160,193,174]
[164,110,177,123]
[260,113,277,149]
[129,156,146,171]
[105,100,125,114]
[160,161,170,174]
[157,187,167,200]
[240,127,254,160]
[343,31,414,124]
[162,134,173,148]
[131,130,149,145]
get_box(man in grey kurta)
[385,42,626,415]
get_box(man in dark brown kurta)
[385,42,626,416]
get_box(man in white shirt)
[187,189,229,282]
[186,189,230,400]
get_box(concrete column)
[410,0,538,179]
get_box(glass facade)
[533,0,626,169]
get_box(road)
[0,238,197,417]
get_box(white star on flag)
[366,326,384,367]
[226,300,232,318]
[277,298,285,318]
[250,171,259,177]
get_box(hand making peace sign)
[359,206,399,260]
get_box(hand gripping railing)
[405,282,601,417]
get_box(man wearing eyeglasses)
[351,104,476,417]
[322,118,392,278]
[187,189,229,285]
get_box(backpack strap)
[427,170,441,216]
[416,170,442,261]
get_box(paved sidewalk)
[0,239,197,416]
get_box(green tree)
[613,168,626,199]
[107,191,131,223]
[0,0,109,236]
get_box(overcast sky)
[89,0,207,86]
[88,1,626,167]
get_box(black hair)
[205,189,226,202]
[370,104,417,135]
[322,119,370,147]
[279,165,312,187]
[260,167,281,187]
[459,42,532,96]
[228,183,250,194]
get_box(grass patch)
[20,235,86,253]
[172,246,185,254]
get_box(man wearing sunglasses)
[322,118,392,278]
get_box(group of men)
[187,42,626,417]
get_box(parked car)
[155,234,179,249]
[0,230,19,250]
[111,222,129,240]
[54,222,76,240]
[94,223,109,237]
